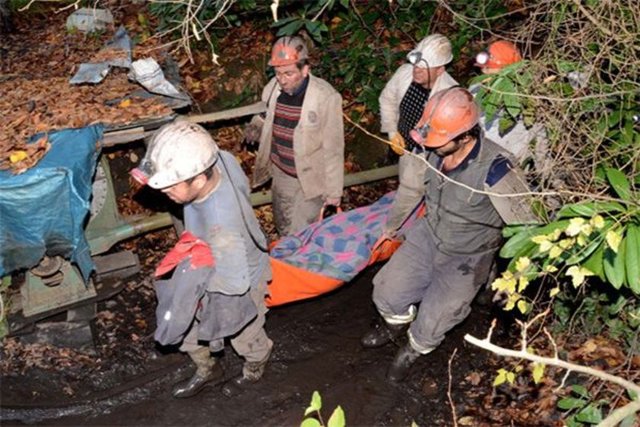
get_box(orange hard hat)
[269,36,309,67]
[475,40,522,70]
[410,87,480,148]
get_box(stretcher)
[266,193,422,307]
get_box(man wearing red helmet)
[472,40,550,177]
[361,87,537,382]
[246,36,344,236]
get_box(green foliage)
[469,61,530,127]
[149,0,259,36]
[558,385,604,426]
[301,391,345,427]
[270,1,346,42]
[553,290,640,349]
[447,0,507,56]
[493,167,639,315]
[272,0,510,114]
[493,368,516,386]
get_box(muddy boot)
[386,344,422,382]
[172,348,224,398]
[361,320,409,348]
[221,353,269,398]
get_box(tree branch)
[447,348,459,427]
[599,399,640,427]
[464,334,640,395]
[464,333,640,425]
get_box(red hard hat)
[410,87,480,148]
[269,36,309,67]
[475,40,522,70]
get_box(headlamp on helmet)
[475,51,490,66]
[407,51,429,69]
[130,157,154,186]
[474,40,522,71]
[410,123,431,145]
[409,87,480,148]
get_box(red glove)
[154,231,215,277]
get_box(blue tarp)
[0,125,103,281]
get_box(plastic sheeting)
[0,125,103,281]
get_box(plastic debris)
[70,26,132,85]
[129,58,190,100]
[66,8,114,33]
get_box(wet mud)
[2,265,501,426]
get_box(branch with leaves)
[465,316,640,427]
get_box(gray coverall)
[180,151,273,372]
[372,137,534,353]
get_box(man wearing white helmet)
[378,33,459,237]
[246,35,344,236]
[134,121,272,399]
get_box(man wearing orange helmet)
[378,34,458,237]
[246,36,344,236]
[361,87,537,382]
[472,40,550,176]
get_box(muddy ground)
[0,160,552,426]
[3,263,524,427]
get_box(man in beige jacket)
[379,34,458,236]
[247,36,344,236]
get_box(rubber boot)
[386,344,422,382]
[361,320,409,348]
[221,351,270,398]
[172,348,224,398]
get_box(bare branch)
[464,334,640,399]
[599,400,640,427]
[447,348,459,427]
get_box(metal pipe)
[186,102,267,124]
[89,164,399,253]
[89,213,173,254]
[250,164,399,207]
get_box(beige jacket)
[379,64,458,136]
[252,74,344,201]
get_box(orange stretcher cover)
[265,236,402,307]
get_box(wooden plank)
[102,127,149,146]
[186,101,267,124]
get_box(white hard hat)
[407,34,453,69]
[143,121,219,189]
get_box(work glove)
[319,197,342,220]
[242,121,262,152]
[389,132,406,156]
[244,121,262,143]
[154,231,215,277]
[379,228,398,242]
